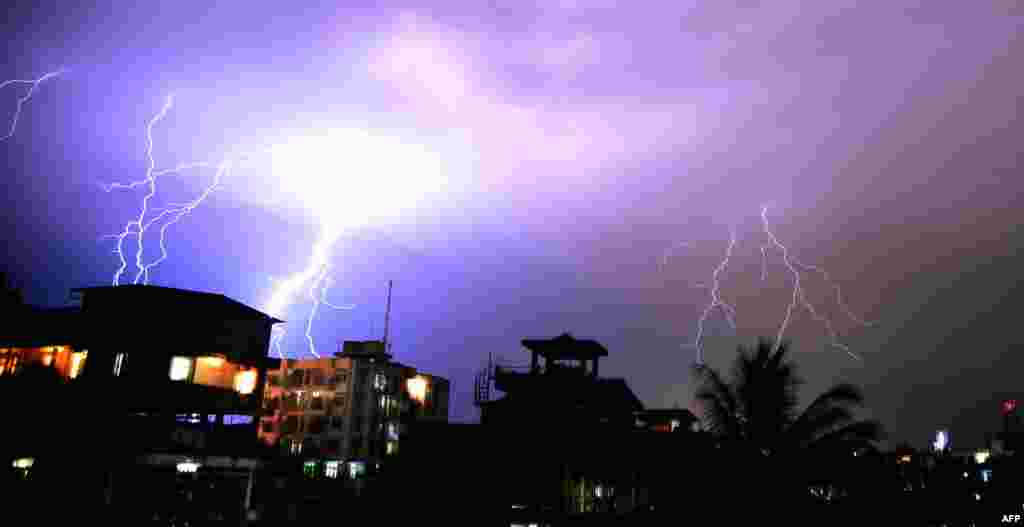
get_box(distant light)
[975,450,991,464]
[670,419,680,432]
[981,469,992,483]
[234,369,257,395]
[933,430,949,452]
[963,472,969,478]
[974,492,981,501]
[407,376,428,403]
[11,457,34,469]
[1004,399,1018,414]
[899,455,912,464]
[176,460,200,473]
[169,357,192,381]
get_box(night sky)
[2,1,1022,449]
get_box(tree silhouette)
[692,338,883,504]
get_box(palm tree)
[692,338,882,501]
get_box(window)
[169,356,192,381]
[303,461,318,477]
[223,414,254,425]
[325,460,340,479]
[290,439,303,455]
[386,422,399,441]
[114,352,127,377]
[386,441,398,456]
[69,350,87,379]
[374,373,387,391]
[234,369,257,395]
[348,461,366,479]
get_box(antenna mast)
[382,280,393,353]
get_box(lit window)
[41,350,54,367]
[670,419,680,432]
[348,461,366,479]
[224,414,254,425]
[981,469,992,483]
[303,461,318,477]
[234,369,257,394]
[975,450,991,464]
[169,356,192,381]
[114,352,127,376]
[69,350,88,379]
[374,373,387,391]
[386,440,398,455]
[407,376,428,403]
[325,461,340,479]
[290,439,302,455]
[176,460,200,473]
[11,457,34,469]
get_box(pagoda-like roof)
[521,333,609,359]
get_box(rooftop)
[521,333,609,359]
[73,285,283,324]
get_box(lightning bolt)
[670,207,876,364]
[760,204,874,359]
[104,95,403,362]
[0,70,62,142]
[691,226,739,365]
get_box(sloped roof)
[73,285,283,323]
[521,333,609,359]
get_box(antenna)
[382,280,393,353]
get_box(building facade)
[257,340,449,477]
[0,283,281,521]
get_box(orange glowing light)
[234,369,257,395]
[199,356,225,368]
[69,351,88,379]
[407,376,428,403]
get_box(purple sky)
[2,1,1023,448]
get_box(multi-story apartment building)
[258,339,448,477]
[0,282,281,521]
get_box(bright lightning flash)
[1,70,63,141]
[105,97,446,359]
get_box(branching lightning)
[1,70,63,142]
[103,95,374,360]
[760,204,874,359]
[691,227,738,365]
[671,206,876,364]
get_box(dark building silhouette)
[382,333,712,523]
[477,333,643,429]
[1,284,281,521]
